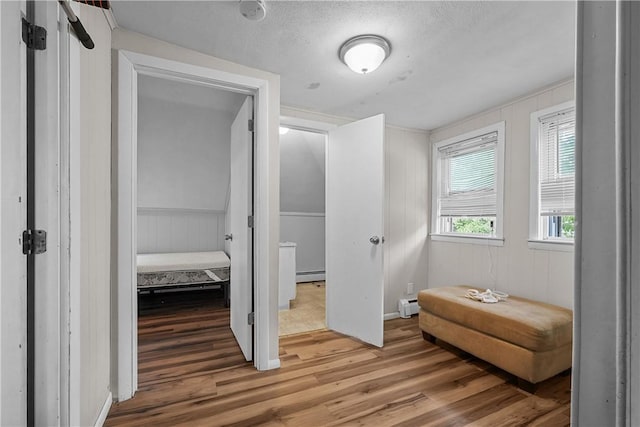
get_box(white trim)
[280,115,337,134]
[527,239,574,252]
[113,49,274,401]
[67,16,83,425]
[529,100,575,241]
[431,121,506,240]
[266,359,281,370]
[430,234,505,247]
[94,392,112,427]
[384,312,401,321]
[102,8,117,30]
[280,211,325,218]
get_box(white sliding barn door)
[326,114,385,347]
[229,97,253,361]
[0,1,28,424]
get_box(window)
[529,102,575,247]
[431,122,505,244]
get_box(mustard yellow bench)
[418,286,573,391]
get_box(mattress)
[137,251,230,273]
[136,251,231,295]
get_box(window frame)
[430,121,506,245]
[528,101,575,251]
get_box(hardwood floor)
[106,292,571,426]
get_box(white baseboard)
[384,312,401,321]
[95,391,112,427]
[296,272,325,283]
[266,358,281,370]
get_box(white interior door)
[326,114,385,347]
[229,96,253,361]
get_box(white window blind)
[438,131,498,217]
[538,108,575,216]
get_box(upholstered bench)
[418,285,573,391]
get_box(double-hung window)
[431,122,505,244]
[529,102,575,248]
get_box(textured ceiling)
[112,1,576,130]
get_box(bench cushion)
[417,286,572,352]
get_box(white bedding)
[137,251,230,273]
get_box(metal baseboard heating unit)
[398,298,419,318]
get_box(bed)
[137,251,231,306]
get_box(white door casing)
[326,114,385,347]
[114,50,274,401]
[229,97,253,361]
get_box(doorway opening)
[134,74,251,383]
[113,49,274,402]
[276,114,385,348]
[278,127,327,336]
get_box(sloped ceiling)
[112,1,576,130]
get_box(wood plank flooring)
[105,291,571,426]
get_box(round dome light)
[339,35,391,74]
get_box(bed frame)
[137,252,230,307]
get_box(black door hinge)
[23,229,47,255]
[248,215,254,228]
[248,119,254,132]
[22,18,47,50]
[248,312,255,325]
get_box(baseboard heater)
[296,271,325,283]
[398,298,419,318]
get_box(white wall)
[137,87,235,254]
[137,208,226,254]
[280,129,325,212]
[279,128,326,276]
[137,93,232,211]
[76,5,112,426]
[428,80,574,309]
[281,107,430,315]
[280,213,325,275]
[384,126,430,313]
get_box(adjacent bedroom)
[135,74,248,380]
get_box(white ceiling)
[112,1,576,131]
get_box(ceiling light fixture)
[339,35,391,75]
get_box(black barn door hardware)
[58,0,111,50]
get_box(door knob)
[369,236,380,245]
[225,234,233,241]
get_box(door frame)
[113,50,272,401]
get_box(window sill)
[528,239,574,252]
[430,234,504,247]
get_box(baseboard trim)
[384,312,401,321]
[267,358,281,370]
[95,391,113,427]
[296,273,325,283]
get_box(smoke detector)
[239,0,267,21]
